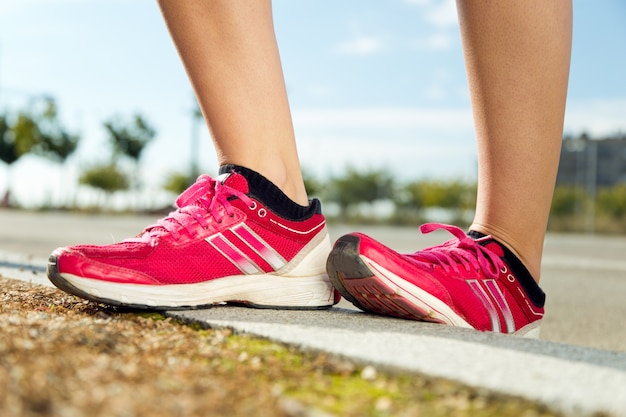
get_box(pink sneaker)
[327,223,545,337]
[48,172,337,310]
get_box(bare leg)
[157,0,308,205]
[458,1,572,281]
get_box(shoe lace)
[414,223,504,278]
[135,174,253,241]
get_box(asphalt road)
[2,208,625,353]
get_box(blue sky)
[0,0,625,207]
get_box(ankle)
[219,160,308,206]
[468,223,543,282]
[219,164,316,220]
[272,172,309,207]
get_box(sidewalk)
[2,251,626,417]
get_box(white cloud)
[0,0,132,17]
[412,33,454,50]
[425,85,447,101]
[305,84,335,99]
[292,98,626,138]
[292,106,477,179]
[334,36,385,56]
[564,98,626,136]
[404,0,458,29]
[425,0,458,28]
[297,132,477,181]
[404,0,432,6]
[0,1,57,16]
[292,107,473,131]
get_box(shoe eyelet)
[507,274,515,282]
[258,208,267,218]
[249,201,257,210]
[500,266,508,274]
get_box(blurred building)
[557,134,626,188]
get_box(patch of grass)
[192,329,563,417]
[134,311,168,321]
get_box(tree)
[37,99,79,164]
[104,113,156,209]
[11,111,41,157]
[419,180,475,213]
[0,98,81,208]
[327,166,395,219]
[422,180,476,225]
[550,186,582,217]
[395,180,425,210]
[597,185,626,220]
[302,168,323,198]
[79,163,130,208]
[0,114,18,166]
[1,109,45,207]
[0,113,19,206]
[391,180,426,225]
[9,98,79,162]
[105,114,156,164]
[393,179,476,225]
[163,171,195,196]
[34,99,80,208]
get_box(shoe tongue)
[218,172,250,194]
[468,231,505,257]
[145,173,249,239]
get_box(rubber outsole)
[326,235,447,323]
[325,235,373,312]
[47,255,334,311]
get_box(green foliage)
[0,113,19,166]
[302,169,322,198]
[11,112,41,157]
[79,163,130,194]
[396,180,475,210]
[105,114,156,162]
[327,166,395,216]
[394,181,423,210]
[550,186,583,217]
[163,171,195,196]
[41,129,79,163]
[548,184,626,233]
[37,99,79,163]
[427,181,473,209]
[1,99,80,165]
[597,185,626,219]
[390,179,475,226]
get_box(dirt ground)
[0,276,567,417]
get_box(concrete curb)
[0,252,50,287]
[169,307,626,417]
[2,253,625,416]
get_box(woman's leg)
[47,1,337,310]
[326,1,572,334]
[157,0,308,205]
[458,0,573,281]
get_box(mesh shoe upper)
[327,223,545,335]
[52,173,328,287]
